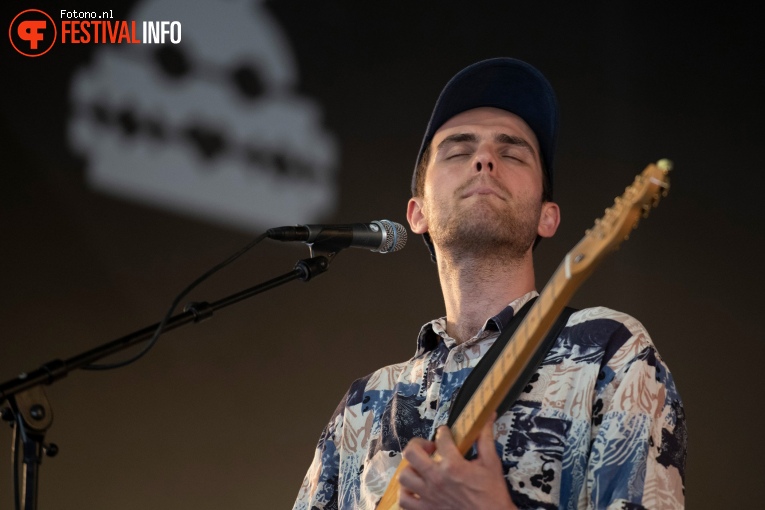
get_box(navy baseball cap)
[412,57,559,196]
[411,58,559,261]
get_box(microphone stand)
[0,253,332,510]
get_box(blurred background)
[1,1,763,508]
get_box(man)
[293,58,686,510]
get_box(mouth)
[458,174,511,200]
[461,185,507,200]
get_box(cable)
[83,232,268,370]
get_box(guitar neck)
[449,255,587,454]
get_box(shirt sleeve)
[292,391,347,510]
[585,319,687,509]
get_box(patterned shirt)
[293,291,686,509]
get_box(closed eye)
[500,151,529,164]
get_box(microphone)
[267,220,407,253]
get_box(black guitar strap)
[447,297,578,428]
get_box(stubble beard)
[427,189,541,262]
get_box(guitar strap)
[446,297,578,429]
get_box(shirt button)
[453,351,465,363]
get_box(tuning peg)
[657,159,673,173]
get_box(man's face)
[408,107,555,260]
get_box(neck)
[436,249,536,344]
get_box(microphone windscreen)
[377,220,407,253]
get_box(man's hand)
[398,416,518,510]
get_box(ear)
[537,201,560,239]
[407,197,428,235]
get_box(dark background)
[1,1,763,508]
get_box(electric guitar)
[376,159,672,509]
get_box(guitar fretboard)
[449,260,580,451]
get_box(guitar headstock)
[565,159,671,280]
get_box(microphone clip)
[294,256,331,281]
[306,239,347,261]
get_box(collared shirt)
[292,291,686,510]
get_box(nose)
[473,147,495,173]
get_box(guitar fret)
[455,416,465,439]
[486,364,497,388]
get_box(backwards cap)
[413,57,559,193]
[412,57,559,260]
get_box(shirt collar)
[414,290,539,356]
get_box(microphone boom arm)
[0,254,331,510]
